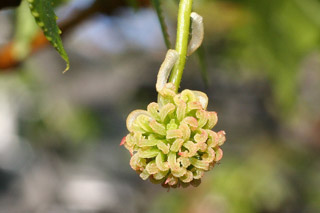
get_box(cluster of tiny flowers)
[121,84,226,188]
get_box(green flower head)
[121,83,226,188]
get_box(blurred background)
[0,0,320,212]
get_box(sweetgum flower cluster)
[121,84,226,188]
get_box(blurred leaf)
[196,45,209,87]
[294,0,320,28]
[215,0,320,118]
[126,0,139,11]
[13,0,38,60]
[43,101,99,143]
[27,0,69,72]
[151,0,172,49]
[172,0,179,5]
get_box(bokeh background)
[1,0,320,212]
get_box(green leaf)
[27,0,69,72]
[151,0,172,49]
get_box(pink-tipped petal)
[120,136,126,146]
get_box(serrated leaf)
[27,0,69,72]
[151,0,172,49]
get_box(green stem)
[168,0,193,92]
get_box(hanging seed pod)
[121,10,226,188]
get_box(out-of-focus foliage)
[0,69,99,153]
[151,0,172,49]
[0,0,320,213]
[194,0,320,119]
[13,0,38,61]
